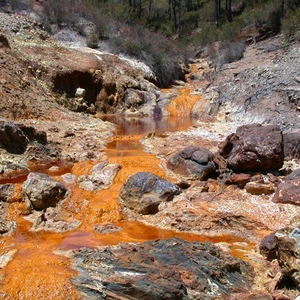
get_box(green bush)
[109,24,187,87]
[282,8,300,39]
[86,32,99,48]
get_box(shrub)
[109,24,187,87]
[211,40,246,71]
[86,32,99,48]
[282,8,300,40]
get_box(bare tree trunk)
[280,0,284,23]
[138,0,142,19]
[215,0,221,27]
[226,0,232,22]
[168,0,172,20]
[178,0,181,37]
[172,0,178,31]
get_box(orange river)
[0,88,250,299]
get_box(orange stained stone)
[167,87,201,116]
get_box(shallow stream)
[0,90,248,299]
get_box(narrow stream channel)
[0,100,248,298]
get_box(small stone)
[245,182,275,195]
[75,88,86,98]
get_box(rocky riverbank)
[0,11,299,300]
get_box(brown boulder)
[220,124,284,172]
[167,146,215,180]
[259,232,277,261]
[272,169,300,205]
[272,179,300,205]
[283,130,300,159]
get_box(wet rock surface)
[167,146,215,180]
[220,124,284,172]
[71,238,254,299]
[119,172,181,215]
[23,172,69,210]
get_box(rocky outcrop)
[220,124,284,172]
[119,172,180,215]
[167,146,215,180]
[23,172,69,210]
[260,219,300,289]
[272,169,300,205]
[207,38,300,132]
[0,121,29,154]
[78,161,120,191]
[71,238,254,299]
[0,121,47,154]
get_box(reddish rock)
[272,179,300,205]
[220,124,284,172]
[283,130,300,159]
[259,232,277,261]
[225,173,251,188]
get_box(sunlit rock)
[225,173,251,188]
[71,238,254,299]
[220,124,284,172]
[119,172,180,215]
[93,223,122,234]
[245,182,275,195]
[78,161,120,191]
[272,169,300,205]
[23,172,69,210]
[28,207,81,232]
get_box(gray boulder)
[0,121,47,154]
[167,146,215,180]
[23,172,69,210]
[119,172,180,215]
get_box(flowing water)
[0,87,249,299]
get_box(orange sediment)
[0,114,249,299]
[167,87,201,116]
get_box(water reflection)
[102,115,198,136]
[102,115,197,156]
